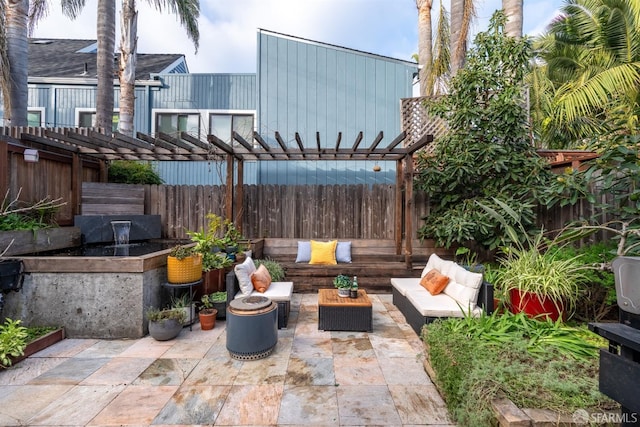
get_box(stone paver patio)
[0,293,454,426]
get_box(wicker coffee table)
[318,288,372,332]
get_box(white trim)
[27,107,45,127]
[28,77,163,87]
[76,42,98,53]
[75,108,120,127]
[157,57,189,74]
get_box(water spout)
[111,220,132,246]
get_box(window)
[27,110,42,127]
[209,113,254,146]
[156,113,200,138]
[78,111,119,132]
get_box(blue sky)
[32,0,563,74]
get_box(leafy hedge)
[422,312,616,426]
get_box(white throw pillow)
[234,256,256,295]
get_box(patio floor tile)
[0,293,455,426]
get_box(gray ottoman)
[226,296,278,360]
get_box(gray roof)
[28,38,187,80]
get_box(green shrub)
[548,241,617,322]
[0,318,28,368]
[108,160,163,185]
[254,258,285,281]
[422,312,616,426]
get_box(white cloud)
[31,0,562,74]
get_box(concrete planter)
[0,227,81,256]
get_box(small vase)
[199,309,218,330]
[337,288,350,298]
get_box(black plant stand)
[162,279,202,331]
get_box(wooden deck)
[255,238,453,293]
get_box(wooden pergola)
[0,126,433,266]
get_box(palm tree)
[503,0,523,38]
[60,0,115,134]
[417,0,433,96]
[532,0,640,147]
[1,0,88,127]
[95,1,116,134]
[3,0,29,126]
[449,0,475,75]
[118,0,200,137]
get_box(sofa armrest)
[477,280,494,314]
[226,269,239,306]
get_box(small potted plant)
[199,294,219,330]
[170,293,195,326]
[206,291,228,319]
[166,244,202,284]
[146,307,185,341]
[333,274,352,297]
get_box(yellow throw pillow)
[309,240,338,265]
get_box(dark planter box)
[8,328,65,366]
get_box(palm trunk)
[6,0,29,126]
[417,0,434,97]
[96,0,116,135]
[118,0,137,138]
[503,0,523,38]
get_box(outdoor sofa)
[391,253,494,335]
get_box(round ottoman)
[226,295,278,360]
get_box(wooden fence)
[145,184,408,240]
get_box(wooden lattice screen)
[400,96,448,150]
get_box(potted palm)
[146,308,185,341]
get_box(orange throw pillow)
[420,269,450,295]
[251,264,272,293]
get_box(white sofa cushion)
[234,281,293,302]
[421,253,455,278]
[406,287,483,317]
[391,277,425,296]
[442,263,483,308]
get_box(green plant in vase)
[333,274,352,297]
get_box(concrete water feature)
[1,215,178,339]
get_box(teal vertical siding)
[152,74,256,110]
[256,30,417,184]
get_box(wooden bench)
[256,238,453,293]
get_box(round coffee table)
[226,295,278,360]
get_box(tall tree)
[417,0,433,96]
[531,0,640,147]
[2,1,88,127]
[3,0,29,126]
[96,1,116,134]
[60,0,115,134]
[449,0,475,75]
[503,0,523,38]
[118,0,200,137]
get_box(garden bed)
[0,227,81,256]
[420,313,618,426]
[9,327,65,366]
